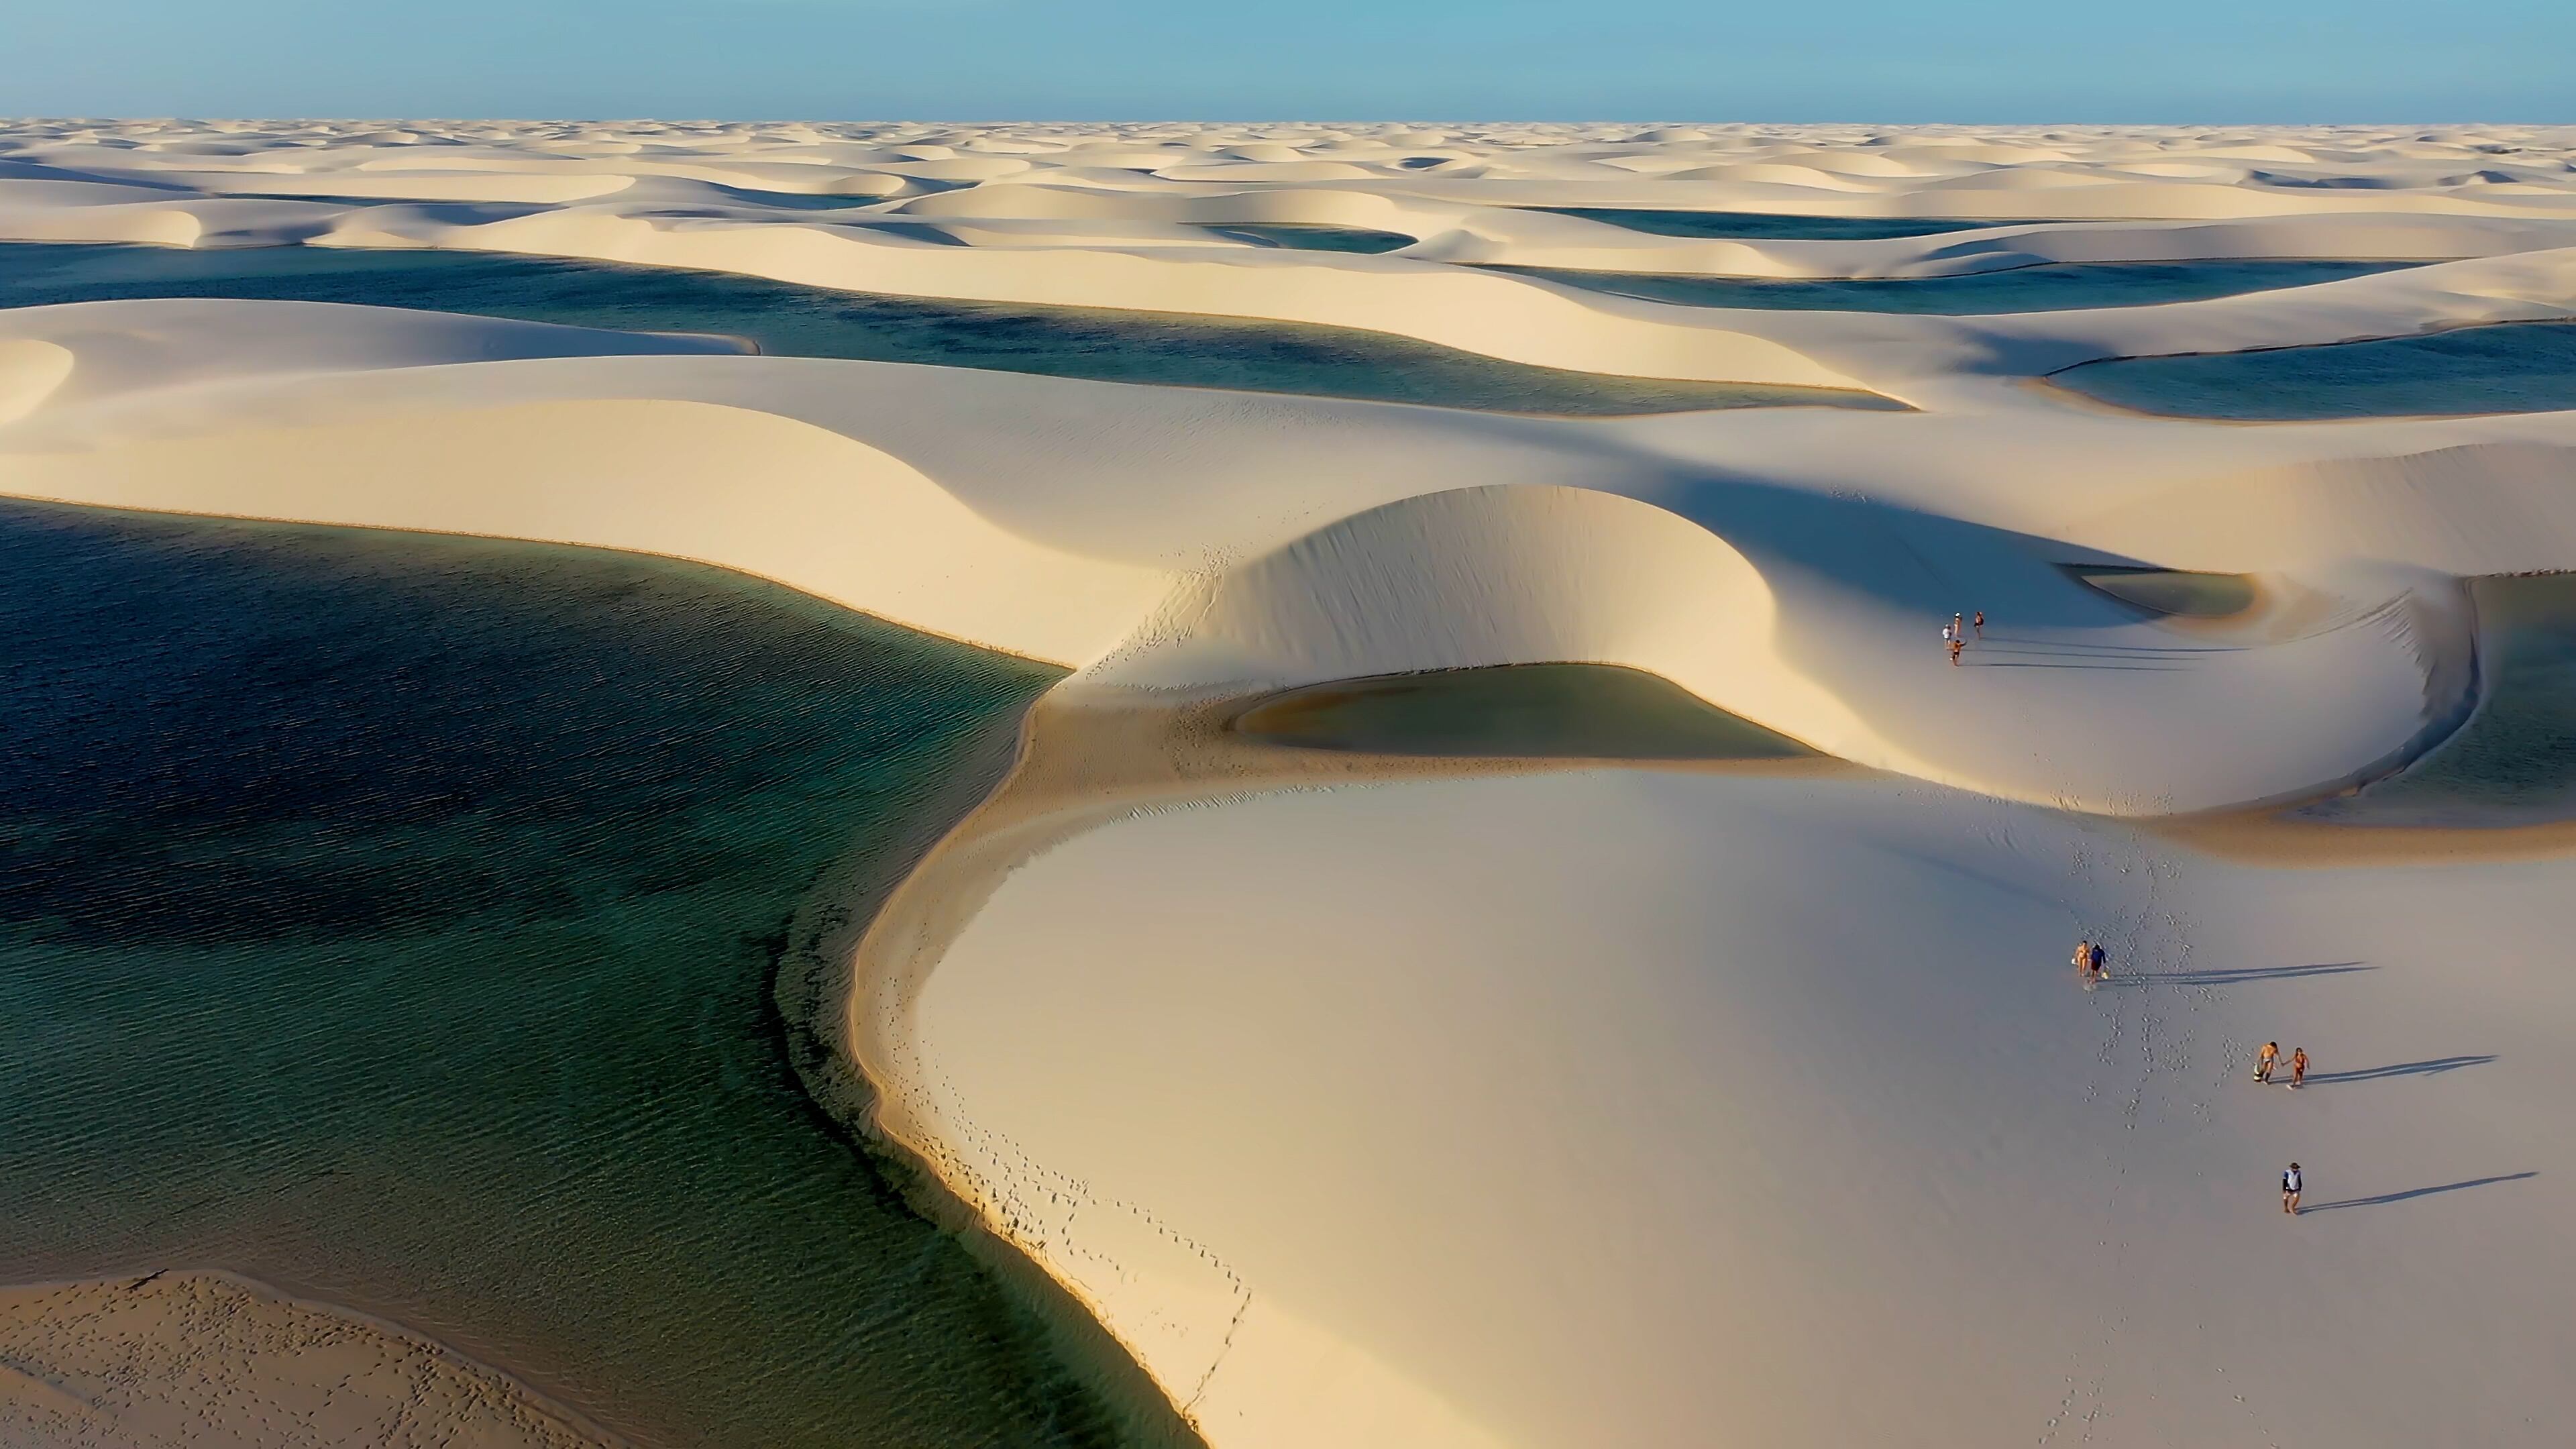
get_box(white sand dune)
[897,765,2575,1448]
[4,120,2576,1447]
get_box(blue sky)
[6,0,2567,121]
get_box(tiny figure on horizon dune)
[1973,610,1986,640]
[2256,1041,2281,1084]
[2282,1162,2304,1215]
[2291,1046,2308,1089]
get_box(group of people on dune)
[2069,939,2318,1214]
[2256,1039,2308,1088]
[2071,936,2108,982]
[1940,610,1986,665]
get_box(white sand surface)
[891,762,2575,1448]
[0,1272,612,1448]
[5,121,2576,1446]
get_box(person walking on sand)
[2088,941,2108,980]
[2282,1162,2304,1215]
[2291,1046,2308,1089]
[2255,1041,2280,1084]
[2073,938,2094,979]
[1953,612,1966,645]
[1949,636,1965,667]
[1973,610,1986,640]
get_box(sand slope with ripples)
[0,1273,610,1448]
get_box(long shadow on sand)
[1972,637,2243,659]
[2303,1172,2536,1213]
[1972,661,2188,672]
[1965,638,2237,674]
[1979,635,2233,651]
[2151,962,2375,985]
[2304,1055,2496,1085]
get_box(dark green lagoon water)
[710,189,914,213]
[1530,208,2000,241]
[2072,566,2260,619]
[1202,223,1413,254]
[0,241,1890,415]
[2053,321,2576,419]
[1497,259,2410,314]
[265,189,910,217]
[2308,574,2576,826]
[1232,663,1813,759]
[0,500,1169,1448]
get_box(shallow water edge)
[822,681,1858,1445]
[770,691,1211,1449]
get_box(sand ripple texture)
[7,121,2576,1449]
[0,1273,607,1449]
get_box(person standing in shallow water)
[2282,1162,2304,1214]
